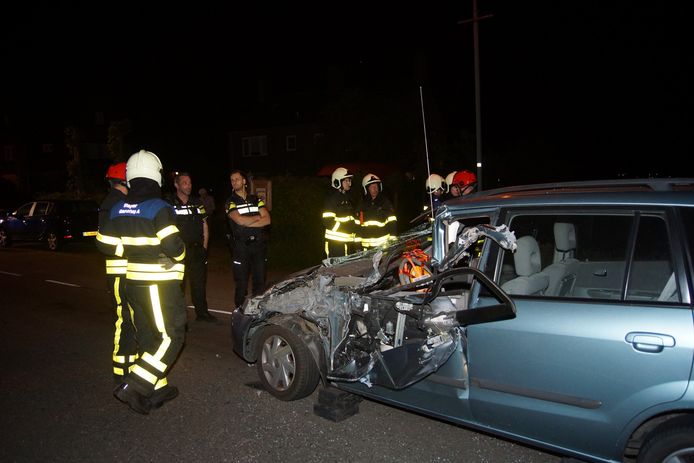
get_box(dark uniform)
[99,187,137,382]
[322,188,358,258]
[96,178,186,412]
[360,193,397,249]
[423,193,443,215]
[169,194,210,320]
[225,191,267,308]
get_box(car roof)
[444,178,694,210]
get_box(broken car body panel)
[232,221,517,390]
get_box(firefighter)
[170,172,217,323]
[96,150,186,414]
[323,167,358,258]
[423,173,445,214]
[450,169,478,197]
[443,171,457,200]
[99,162,137,383]
[225,170,271,309]
[359,173,397,249]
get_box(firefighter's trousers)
[124,280,187,396]
[325,239,355,258]
[108,274,138,380]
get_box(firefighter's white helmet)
[362,173,382,194]
[425,173,445,194]
[126,149,163,187]
[445,171,457,193]
[331,167,354,190]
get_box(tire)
[255,325,319,401]
[637,421,694,463]
[46,231,61,251]
[0,228,10,247]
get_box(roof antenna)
[419,86,434,220]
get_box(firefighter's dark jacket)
[322,188,357,243]
[360,192,397,247]
[96,178,186,281]
[99,187,127,275]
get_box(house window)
[242,135,268,157]
[286,135,296,152]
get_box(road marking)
[0,271,21,276]
[187,305,232,315]
[46,279,81,287]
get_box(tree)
[64,126,84,198]
[107,119,133,162]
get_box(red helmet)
[451,170,477,188]
[105,162,127,182]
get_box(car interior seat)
[542,222,580,297]
[657,272,679,302]
[501,235,549,296]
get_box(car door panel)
[467,297,694,460]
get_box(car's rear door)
[467,207,694,460]
[5,202,36,240]
[25,201,50,239]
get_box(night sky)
[2,2,691,188]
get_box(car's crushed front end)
[232,221,517,391]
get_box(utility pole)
[459,0,492,191]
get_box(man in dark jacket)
[359,173,397,249]
[170,172,217,322]
[225,170,271,309]
[322,167,358,258]
[96,150,186,414]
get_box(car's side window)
[16,203,34,217]
[33,202,49,216]
[626,215,678,302]
[496,211,678,303]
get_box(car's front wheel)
[46,231,61,251]
[0,228,10,247]
[256,325,319,401]
[637,420,694,463]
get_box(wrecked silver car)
[231,218,517,400]
[232,179,694,463]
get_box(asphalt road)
[0,241,562,463]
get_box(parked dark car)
[0,200,99,250]
[232,178,694,463]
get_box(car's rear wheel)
[0,228,10,247]
[637,420,694,463]
[46,231,61,251]
[256,325,319,401]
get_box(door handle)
[593,269,607,277]
[625,332,675,353]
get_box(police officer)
[99,162,137,383]
[225,170,271,309]
[323,167,358,258]
[170,172,217,323]
[359,173,397,249]
[96,149,186,414]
